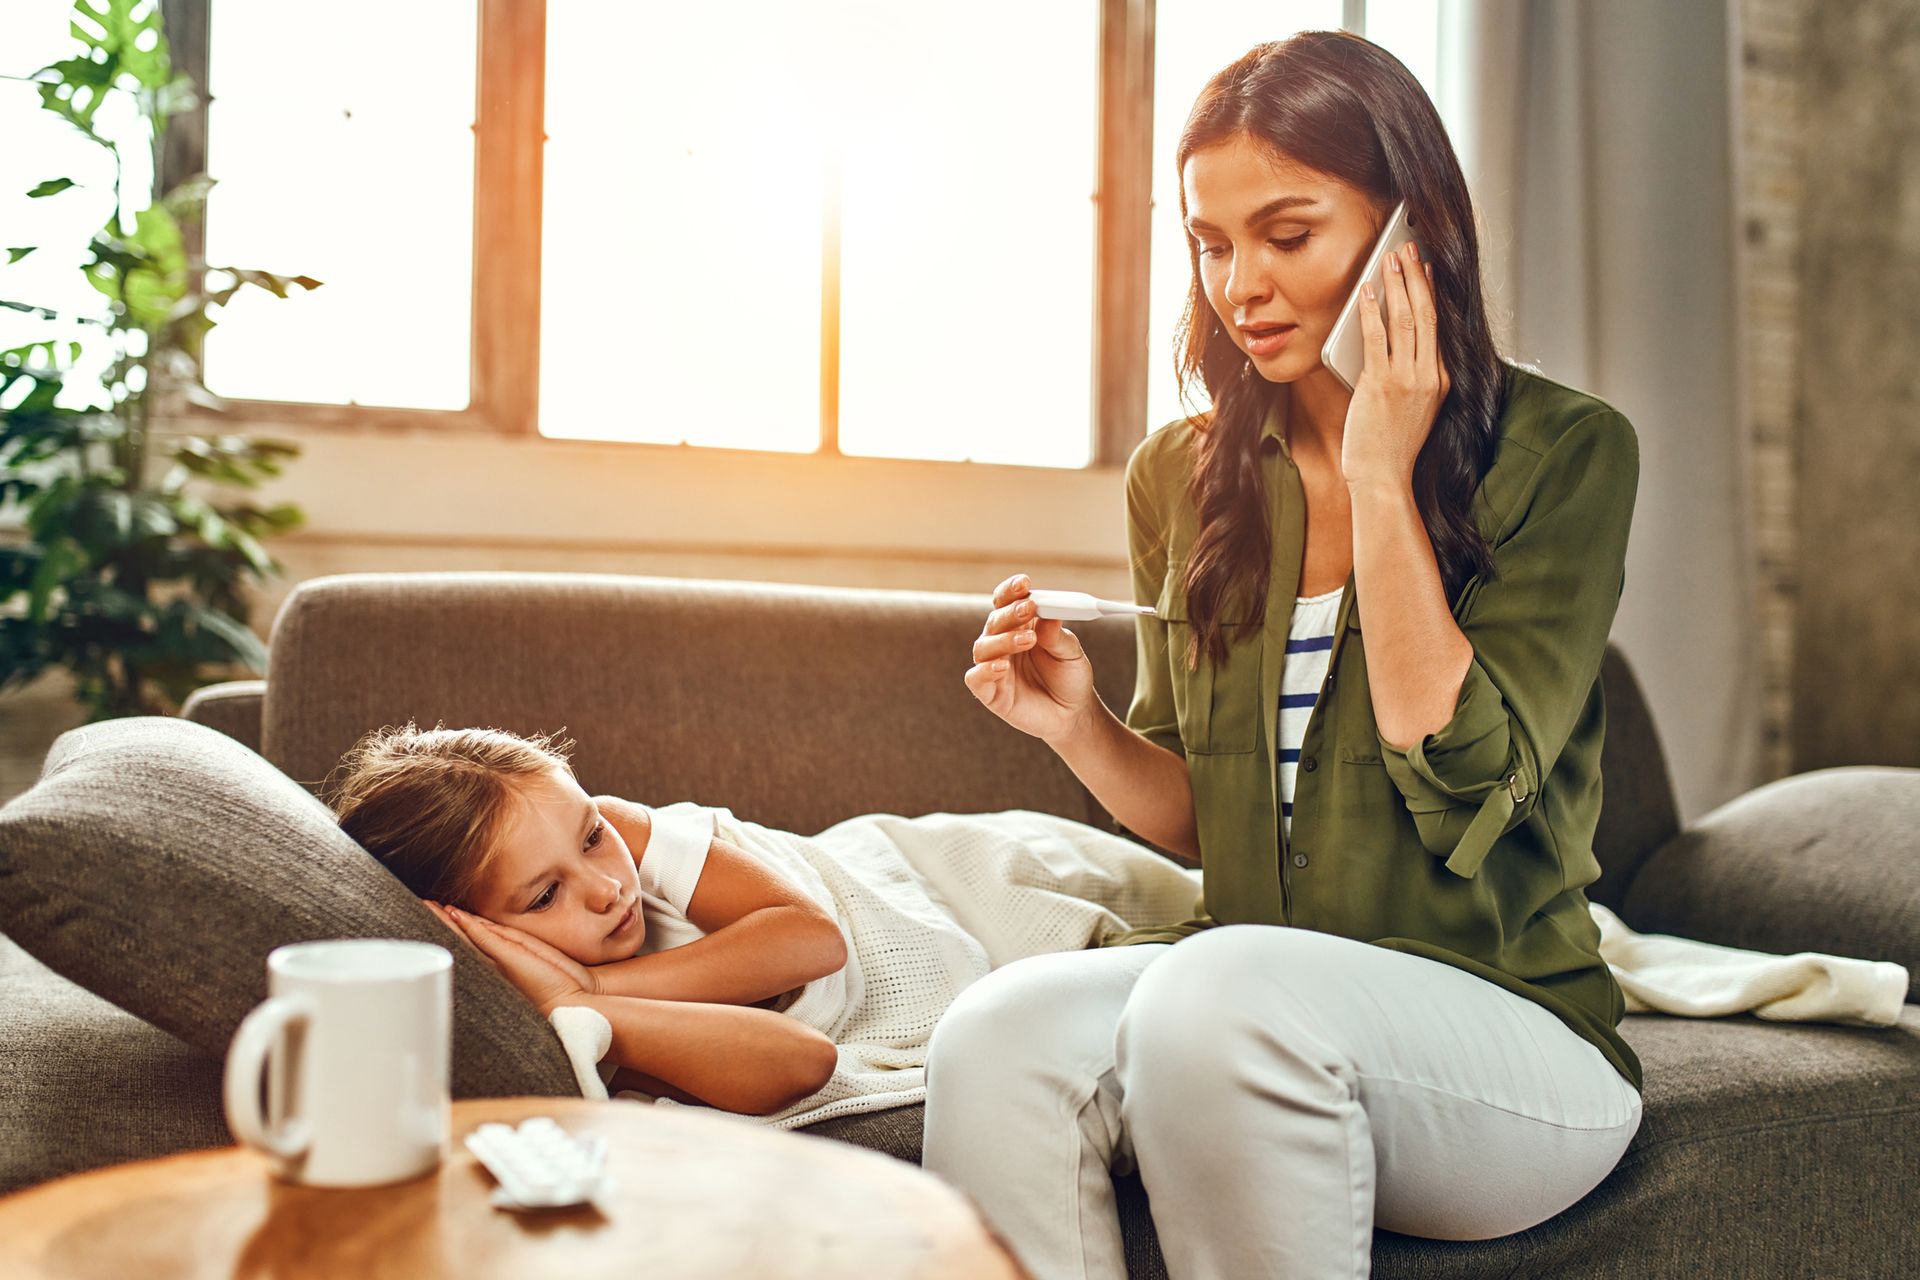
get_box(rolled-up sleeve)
[1379,411,1639,878]
[1123,433,1185,760]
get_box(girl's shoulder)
[634,801,717,911]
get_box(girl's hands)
[1341,239,1452,491]
[963,573,1099,746]
[424,901,600,1014]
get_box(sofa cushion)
[0,715,579,1100]
[1622,766,1920,1001]
[0,934,229,1194]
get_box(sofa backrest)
[263,572,1129,838]
[1591,647,1683,909]
[261,572,1680,904]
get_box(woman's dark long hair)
[1175,30,1506,669]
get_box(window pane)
[1146,3,1348,434]
[836,0,1098,468]
[541,1,1097,466]
[1365,1,1442,106]
[201,0,475,410]
[0,5,154,410]
[540,2,826,451]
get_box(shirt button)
[1292,853,1309,868]
[1301,755,1317,772]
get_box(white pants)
[923,925,1643,1280]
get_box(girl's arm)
[554,993,838,1116]
[429,906,837,1116]
[589,796,848,1006]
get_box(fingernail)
[1406,242,1419,262]
[1389,255,1401,274]
[1364,284,1375,301]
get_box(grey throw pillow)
[0,715,578,1099]
[1623,765,1920,1003]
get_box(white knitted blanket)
[549,810,1911,1128]
[1588,901,1908,1025]
[555,805,1203,1128]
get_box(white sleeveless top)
[630,801,718,953]
[1278,586,1343,839]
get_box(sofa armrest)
[178,680,266,756]
[1619,766,1920,1003]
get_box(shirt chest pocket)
[1157,569,1263,755]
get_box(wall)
[1736,0,1807,782]
[1790,0,1920,768]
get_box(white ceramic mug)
[223,939,452,1187]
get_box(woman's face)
[1182,132,1385,381]
[466,767,647,964]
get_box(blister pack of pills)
[463,1116,614,1211]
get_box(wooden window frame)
[158,0,1166,467]
[160,0,535,439]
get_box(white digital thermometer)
[1026,589,1157,621]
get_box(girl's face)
[1182,132,1386,382]
[466,767,646,965]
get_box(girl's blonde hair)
[323,722,578,909]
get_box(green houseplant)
[1,0,318,720]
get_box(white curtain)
[1436,0,1761,824]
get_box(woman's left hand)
[1341,240,1452,490]
[428,902,596,1015]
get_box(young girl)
[326,723,848,1117]
[325,721,1204,1124]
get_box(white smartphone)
[1319,199,1418,393]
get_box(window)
[831,4,1098,468]
[540,2,1099,468]
[200,0,476,410]
[538,2,827,454]
[43,1,1441,465]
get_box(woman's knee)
[1116,926,1347,1087]
[927,950,1135,1091]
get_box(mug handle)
[223,995,315,1160]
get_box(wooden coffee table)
[0,1097,1027,1279]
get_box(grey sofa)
[3,570,1917,1277]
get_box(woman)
[928,30,1645,1280]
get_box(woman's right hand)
[964,573,1098,745]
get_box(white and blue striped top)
[1278,585,1344,839]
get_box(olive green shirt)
[1104,363,1644,1092]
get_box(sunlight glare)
[201,0,476,410]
